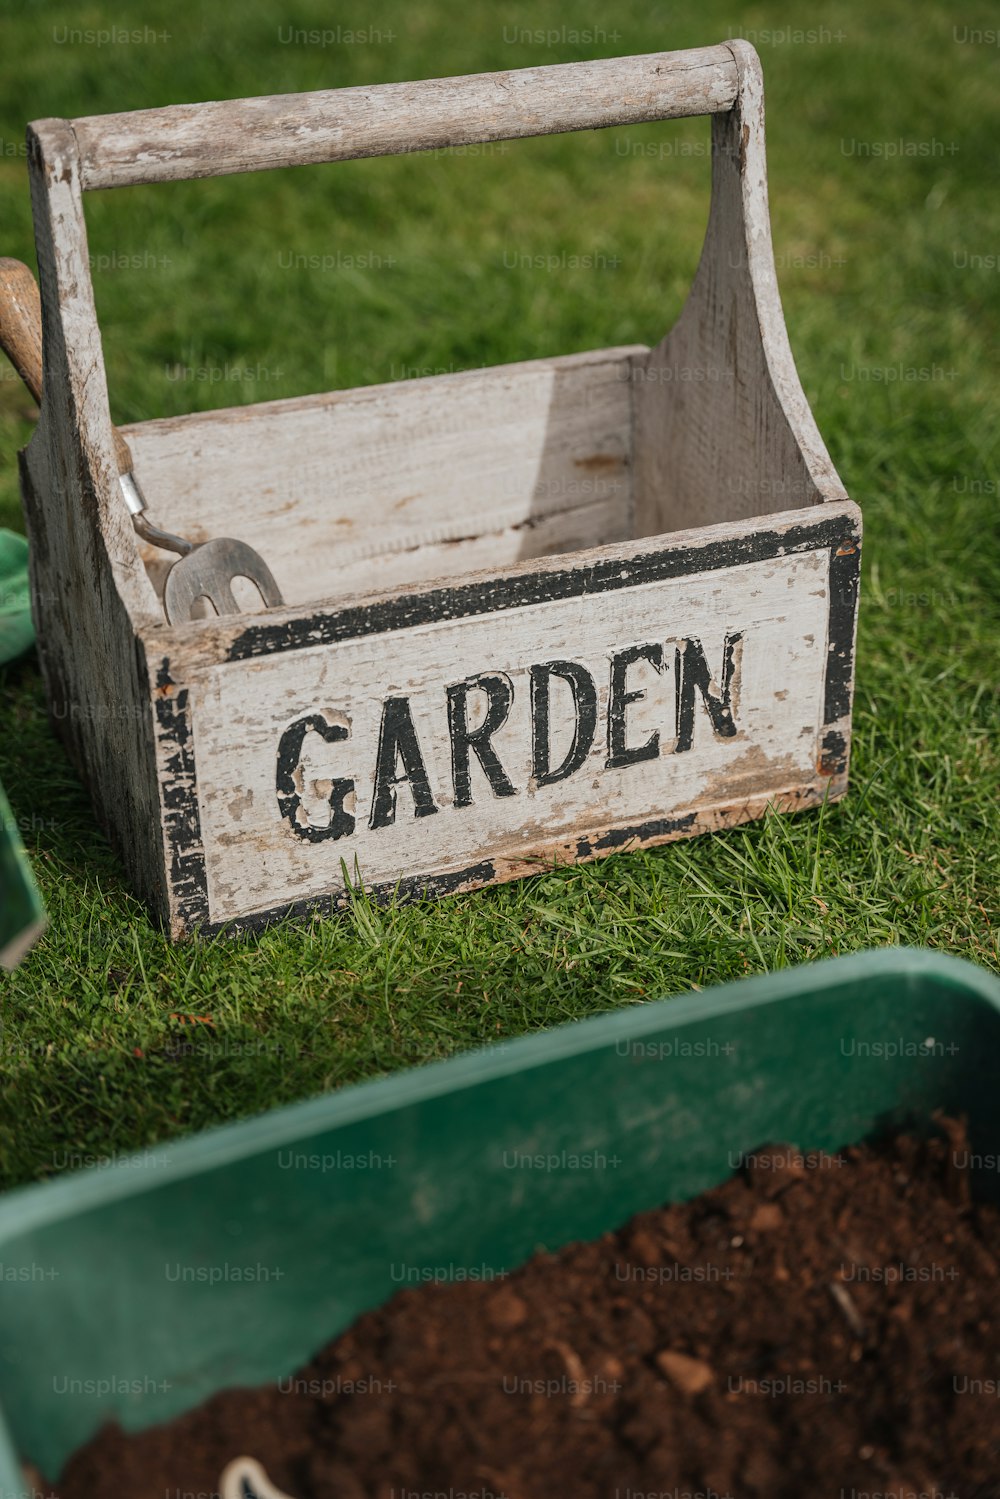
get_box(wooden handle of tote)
[65,44,742,190]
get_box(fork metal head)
[162,537,284,623]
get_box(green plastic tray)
[0,948,998,1492]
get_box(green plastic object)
[0,775,46,972]
[0,530,33,667]
[0,948,998,1490]
[0,529,45,967]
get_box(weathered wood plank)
[633,41,848,534]
[66,47,740,190]
[148,501,859,934]
[184,546,834,924]
[22,120,169,923]
[122,348,644,606]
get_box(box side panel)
[0,956,995,1481]
[632,49,849,536]
[19,449,170,929]
[19,117,171,928]
[157,505,860,935]
[198,550,830,921]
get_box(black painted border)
[159,511,861,937]
[154,657,211,931]
[226,514,860,662]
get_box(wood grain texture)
[21,120,169,923]
[66,46,739,190]
[194,551,830,923]
[633,41,848,534]
[153,502,860,935]
[0,257,44,404]
[122,348,644,605]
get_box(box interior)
[120,343,828,619]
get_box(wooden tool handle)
[0,257,134,476]
[0,257,44,405]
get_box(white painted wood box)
[19,41,860,938]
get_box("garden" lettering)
[276,633,742,840]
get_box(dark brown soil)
[49,1119,1000,1499]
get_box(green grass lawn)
[0,0,997,1190]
